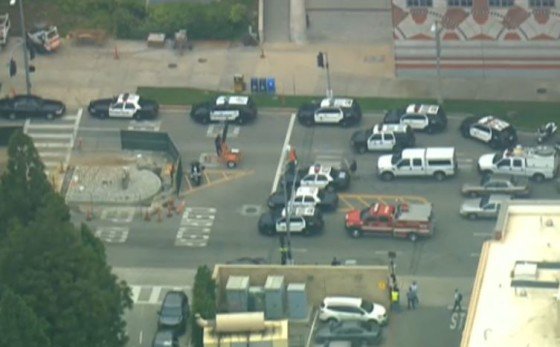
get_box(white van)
[377,147,457,181]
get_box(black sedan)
[158,291,190,335]
[297,97,362,127]
[315,321,382,345]
[0,95,66,120]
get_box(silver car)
[460,194,511,220]
[461,174,530,198]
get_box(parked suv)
[377,147,457,181]
[190,95,257,124]
[319,296,388,325]
[351,123,415,153]
[383,104,447,133]
[460,115,517,149]
[297,98,362,127]
[158,291,190,335]
[267,186,338,212]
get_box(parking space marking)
[99,207,136,223]
[206,124,240,138]
[129,285,192,305]
[94,226,130,243]
[175,207,216,247]
[182,169,255,195]
[338,194,429,212]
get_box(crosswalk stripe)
[27,133,74,140]
[148,286,162,304]
[27,123,75,130]
[34,142,73,149]
[38,151,67,158]
[130,286,141,303]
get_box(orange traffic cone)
[175,200,186,214]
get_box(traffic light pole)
[13,0,31,95]
[324,53,332,99]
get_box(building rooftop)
[462,201,560,347]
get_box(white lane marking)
[139,331,143,345]
[271,113,296,194]
[470,253,480,257]
[148,286,162,304]
[79,126,121,132]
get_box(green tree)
[191,265,216,347]
[0,287,51,347]
[0,131,69,238]
[0,219,132,347]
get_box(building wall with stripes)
[392,0,560,77]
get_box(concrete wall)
[213,265,391,310]
[392,0,560,76]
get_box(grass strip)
[137,86,560,130]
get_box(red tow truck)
[344,202,434,242]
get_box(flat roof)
[462,201,560,347]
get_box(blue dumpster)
[250,78,259,93]
[258,78,267,93]
[266,78,276,95]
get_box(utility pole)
[11,0,31,95]
[317,52,332,98]
[430,20,442,104]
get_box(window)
[513,159,523,168]
[427,159,452,166]
[489,0,514,7]
[448,0,472,6]
[407,0,432,7]
[371,134,382,141]
[412,158,423,167]
[530,0,555,7]
[397,159,410,168]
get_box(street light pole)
[325,52,332,98]
[11,0,31,95]
[431,20,442,104]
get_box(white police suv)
[383,104,447,133]
[460,115,517,149]
[297,98,362,127]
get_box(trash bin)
[266,78,276,95]
[250,78,259,94]
[258,78,267,93]
[233,74,246,93]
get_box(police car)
[299,164,350,191]
[351,123,415,154]
[190,95,257,124]
[258,206,324,236]
[460,116,517,149]
[267,186,338,212]
[297,98,362,127]
[383,104,447,133]
[88,93,159,119]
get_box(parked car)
[88,93,159,119]
[460,115,517,149]
[258,206,324,236]
[383,104,447,133]
[461,174,531,198]
[190,95,257,124]
[350,123,415,153]
[315,321,382,345]
[158,291,190,335]
[299,163,350,191]
[152,330,179,347]
[459,194,511,220]
[0,94,65,120]
[319,296,388,325]
[297,97,362,127]
[267,186,338,212]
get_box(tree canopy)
[0,131,132,347]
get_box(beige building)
[461,201,560,347]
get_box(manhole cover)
[198,58,207,63]
[168,63,177,68]
[537,88,547,94]
[241,205,261,216]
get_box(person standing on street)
[410,280,419,305]
[215,134,222,156]
[391,286,400,312]
[406,288,416,310]
[452,289,463,312]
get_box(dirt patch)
[69,153,137,167]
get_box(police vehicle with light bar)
[190,95,257,124]
[88,93,159,119]
[460,115,517,149]
[383,104,447,133]
[297,98,362,127]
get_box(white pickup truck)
[477,146,559,182]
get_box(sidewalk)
[2,38,559,109]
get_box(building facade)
[392,0,560,77]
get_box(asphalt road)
[4,108,557,347]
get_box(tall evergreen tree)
[0,287,51,347]
[0,131,68,238]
